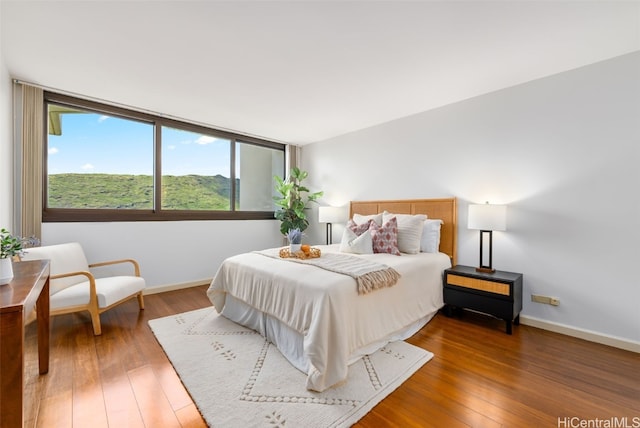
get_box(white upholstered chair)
[20,242,145,335]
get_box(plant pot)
[0,258,14,285]
[289,243,302,253]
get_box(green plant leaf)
[272,168,322,236]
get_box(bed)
[207,197,457,392]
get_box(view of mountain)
[48,173,237,210]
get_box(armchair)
[20,242,145,335]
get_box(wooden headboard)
[350,197,457,265]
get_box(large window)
[47,105,155,210]
[161,126,232,211]
[43,93,285,222]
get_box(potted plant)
[1,228,38,285]
[274,167,323,236]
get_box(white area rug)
[149,307,433,428]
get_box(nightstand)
[444,265,523,334]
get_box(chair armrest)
[50,270,99,306]
[89,258,141,277]
[51,270,94,281]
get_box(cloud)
[195,135,218,145]
[81,163,95,171]
[98,115,109,123]
[49,147,59,155]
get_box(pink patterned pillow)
[369,217,401,256]
[347,219,373,236]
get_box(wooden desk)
[0,259,50,428]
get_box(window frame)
[42,92,285,222]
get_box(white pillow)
[382,211,426,254]
[420,219,443,253]
[339,228,374,254]
[353,213,383,226]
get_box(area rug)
[149,307,433,427]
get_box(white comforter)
[207,245,450,391]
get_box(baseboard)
[143,278,212,295]
[520,315,640,354]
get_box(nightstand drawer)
[447,274,510,296]
[444,288,516,320]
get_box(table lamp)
[318,206,345,245]
[468,202,507,273]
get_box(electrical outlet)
[531,294,560,306]
[531,294,550,304]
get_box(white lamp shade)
[318,206,346,223]
[468,204,507,231]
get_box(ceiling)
[1,1,639,145]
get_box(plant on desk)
[1,228,39,284]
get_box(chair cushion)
[51,276,145,310]
[21,242,90,294]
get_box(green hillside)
[48,173,236,210]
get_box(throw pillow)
[382,211,426,254]
[353,213,383,226]
[420,219,443,253]
[347,219,373,236]
[339,228,374,254]
[369,217,401,256]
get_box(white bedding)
[207,244,450,391]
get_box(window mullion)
[154,122,162,213]
[230,139,236,211]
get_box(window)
[43,93,286,222]
[47,104,154,210]
[236,141,285,211]
[161,126,232,211]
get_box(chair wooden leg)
[137,292,145,310]
[89,308,102,335]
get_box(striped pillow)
[382,212,426,254]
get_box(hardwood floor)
[23,285,639,427]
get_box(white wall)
[302,52,640,345]
[43,220,283,288]
[0,30,12,230]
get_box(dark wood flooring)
[23,285,639,427]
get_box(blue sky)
[48,111,231,177]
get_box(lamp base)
[325,223,333,245]
[477,230,495,274]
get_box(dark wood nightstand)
[443,265,523,334]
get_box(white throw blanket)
[254,248,401,294]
